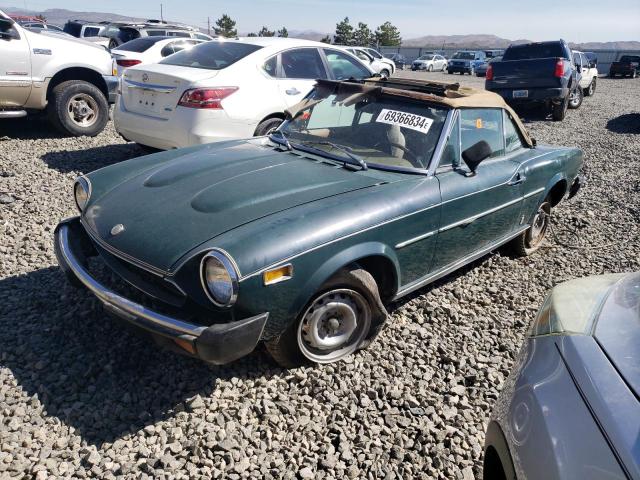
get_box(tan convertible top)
[290,78,534,148]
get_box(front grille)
[92,242,187,308]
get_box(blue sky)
[12,0,640,42]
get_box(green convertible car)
[55,78,583,367]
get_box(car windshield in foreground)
[453,52,475,60]
[503,43,565,60]
[277,82,448,173]
[114,37,167,52]
[160,41,262,70]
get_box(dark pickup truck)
[485,40,582,121]
[609,55,640,78]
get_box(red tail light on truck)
[486,64,494,80]
[554,58,564,78]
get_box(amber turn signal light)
[263,264,293,285]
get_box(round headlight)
[200,250,239,307]
[74,177,91,212]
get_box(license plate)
[137,91,159,111]
[513,90,528,98]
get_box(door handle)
[285,88,301,95]
[508,173,526,186]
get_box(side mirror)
[462,140,492,175]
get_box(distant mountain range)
[2,6,639,50]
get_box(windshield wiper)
[300,140,368,171]
[269,130,292,151]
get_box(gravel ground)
[1,72,639,480]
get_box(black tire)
[108,38,118,50]
[447,69,453,74]
[254,117,284,136]
[509,198,551,256]
[428,64,433,72]
[632,70,637,79]
[380,69,390,79]
[551,95,568,121]
[265,267,388,368]
[47,80,109,137]
[568,85,583,109]
[583,77,596,96]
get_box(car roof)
[293,78,534,147]
[224,37,327,47]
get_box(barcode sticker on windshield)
[376,109,434,134]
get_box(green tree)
[258,26,275,37]
[247,32,258,37]
[214,14,237,38]
[333,17,353,45]
[320,35,332,44]
[353,22,373,46]
[277,27,288,38]
[375,21,401,46]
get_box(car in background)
[411,54,447,71]
[486,40,582,121]
[0,10,116,136]
[609,54,640,78]
[484,272,640,480]
[58,77,583,367]
[63,20,107,39]
[573,50,598,96]
[389,53,407,70]
[484,49,504,59]
[584,51,597,67]
[361,47,396,71]
[475,56,501,77]
[341,46,394,78]
[114,38,374,149]
[18,21,65,32]
[112,37,204,76]
[447,50,486,75]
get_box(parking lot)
[1,71,639,479]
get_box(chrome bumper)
[54,219,268,364]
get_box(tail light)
[554,58,564,78]
[116,59,142,67]
[178,87,238,109]
[486,64,494,80]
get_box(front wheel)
[447,69,453,74]
[509,199,551,256]
[254,117,283,136]
[442,63,447,71]
[47,80,109,137]
[108,38,118,50]
[265,268,387,368]
[428,64,433,72]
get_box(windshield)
[453,52,475,60]
[418,55,434,60]
[114,37,164,52]
[160,41,262,69]
[278,83,448,172]
[503,43,566,60]
[620,56,640,63]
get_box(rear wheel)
[108,38,118,50]
[442,63,447,71]
[254,117,284,136]
[509,199,551,256]
[584,77,596,96]
[551,95,568,121]
[380,69,390,79]
[568,86,583,109]
[265,267,387,368]
[632,70,637,79]
[428,64,433,72]
[47,80,109,137]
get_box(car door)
[431,108,523,271]
[0,20,31,107]
[276,47,328,109]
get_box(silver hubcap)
[297,289,371,363]
[67,94,98,128]
[527,203,550,248]
[569,90,580,106]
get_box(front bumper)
[54,218,268,364]
[102,75,119,104]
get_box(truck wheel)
[568,86,583,109]
[509,198,551,256]
[551,95,568,121]
[265,267,388,368]
[584,78,596,96]
[47,80,109,137]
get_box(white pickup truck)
[0,10,117,136]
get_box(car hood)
[82,141,384,273]
[594,272,640,398]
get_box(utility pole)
[207,16,210,35]
[160,3,164,22]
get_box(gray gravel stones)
[1,75,640,479]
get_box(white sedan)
[341,47,395,78]
[113,37,374,150]
[112,37,204,76]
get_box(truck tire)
[584,77,596,96]
[47,80,109,137]
[568,86,583,109]
[551,95,569,121]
